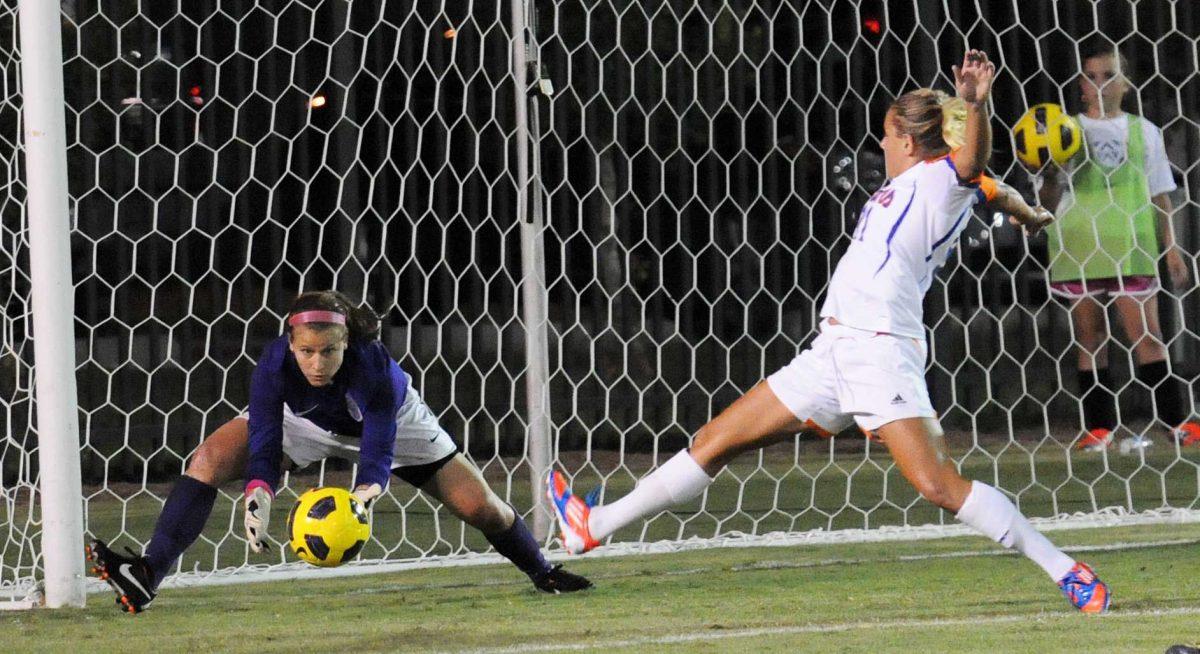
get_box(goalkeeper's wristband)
[245,479,274,498]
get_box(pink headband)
[288,310,347,327]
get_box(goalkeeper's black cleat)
[85,539,156,614]
[531,564,594,594]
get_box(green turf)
[5,440,1200,584]
[4,523,1200,653]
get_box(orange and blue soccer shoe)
[1076,428,1113,452]
[1174,422,1200,447]
[85,539,156,614]
[546,470,600,554]
[1058,561,1110,613]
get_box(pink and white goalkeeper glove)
[243,480,273,553]
[351,482,383,510]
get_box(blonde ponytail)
[939,94,967,150]
[890,88,965,155]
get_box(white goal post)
[4,0,1200,608]
[8,0,84,608]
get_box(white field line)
[454,606,1200,654]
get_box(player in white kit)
[548,50,1110,613]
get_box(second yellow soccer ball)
[1012,102,1082,168]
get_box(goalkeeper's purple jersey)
[245,335,409,493]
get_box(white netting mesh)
[3,0,1200,599]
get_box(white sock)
[955,480,1075,582]
[588,450,714,540]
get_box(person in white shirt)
[547,50,1111,613]
[1038,41,1198,453]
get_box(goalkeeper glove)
[243,480,273,553]
[352,482,383,510]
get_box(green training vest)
[1048,115,1158,282]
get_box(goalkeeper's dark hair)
[286,290,381,343]
[1080,37,1132,83]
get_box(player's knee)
[185,445,220,484]
[1077,333,1105,352]
[1133,335,1165,356]
[186,438,238,485]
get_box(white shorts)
[766,320,936,433]
[246,382,458,474]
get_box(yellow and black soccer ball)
[1012,102,1082,168]
[286,487,370,567]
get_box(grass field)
[4,437,1200,598]
[4,522,1200,652]
[52,440,1200,570]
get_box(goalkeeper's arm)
[242,345,287,553]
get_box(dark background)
[1,0,1198,483]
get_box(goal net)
[3,0,1200,601]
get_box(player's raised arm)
[985,179,1055,237]
[950,49,996,180]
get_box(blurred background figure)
[1037,38,1199,453]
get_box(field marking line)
[455,606,1200,654]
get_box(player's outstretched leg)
[423,453,592,593]
[548,381,806,554]
[86,418,247,612]
[878,416,1110,613]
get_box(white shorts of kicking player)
[244,382,459,472]
[766,319,936,435]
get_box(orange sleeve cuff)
[976,175,999,202]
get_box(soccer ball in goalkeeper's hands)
[1012,102,1082,169]
[287,487,370,567]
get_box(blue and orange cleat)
[1174,422,1200,447]
[546,470,600,554]
[1077,428,1113,452]
[1058,561,1110,613]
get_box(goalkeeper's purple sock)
[144,474,217,588]
[484,510,551,578]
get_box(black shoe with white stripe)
[85,539,156,614]
[531,564,594,594]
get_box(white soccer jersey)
[820,156,997,339]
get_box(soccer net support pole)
[512,0,553,541]
[18,0,86,608]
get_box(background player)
[1038,39,1198,452]
[87,290,591,613]
[548,50,1110,613]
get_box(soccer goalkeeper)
[88,290,591,613]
